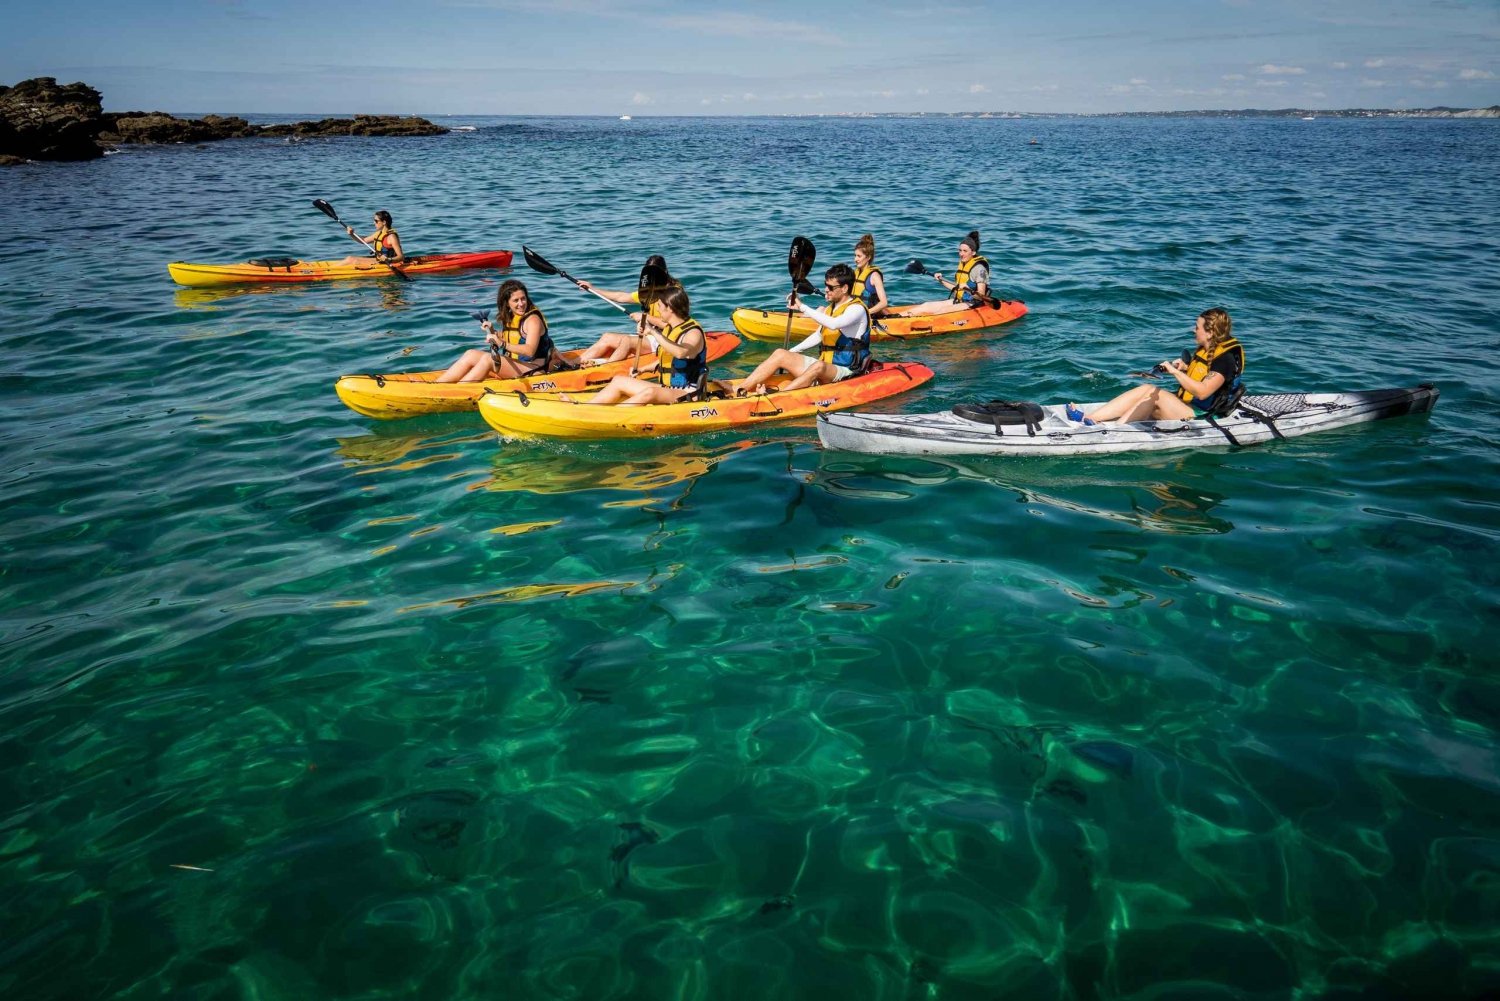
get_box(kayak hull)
[168,250,514,287]
[478,361,936,440]
[817,386,1439,456]
[336,330,742,419]
[731,301,1027,342]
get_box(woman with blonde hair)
[1069,308,1244,424]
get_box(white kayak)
[817,385,1439,456]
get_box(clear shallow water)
[2,115,1499,999]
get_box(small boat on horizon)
[1302,115,1316,121]
[619,115,632,121]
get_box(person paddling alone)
[340,209,405,269]
[852,234,889,319]
[576,255,683,364]
[579,286,708,405]
[736,263,871,394]
[436,279,562,383]
[1069,308,1244,424]
[894,230,989,317]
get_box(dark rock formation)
[2,76,449,165]
[0,77,105,161]
[98,112,258,145]
[258,115,448,138]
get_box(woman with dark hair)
[435,280,560,383]
[852,234,889,319]
[736,263,871,394]
[892,230,989,317]
[577,255,684,364]
[577,286,708,405]
[1069,308,1244,424]
[339,209,405,268]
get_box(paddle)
[1129,350,1194,380]
[521,245,631,314]
[783,237,816,349]
[631,260,672,377]
[470,309,504,367]
[311,199,411,282]
[904,258,1001,307]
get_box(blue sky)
[3,0,1497,114]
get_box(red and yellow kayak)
[731,300,1027,342]
[335,330,742,419]
[168,250,514,287]
[476,361,935,440]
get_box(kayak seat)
[952,399,1045,436]
[247,256,301,270]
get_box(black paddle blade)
[788,236,816,283]
[904,258,927,275]
[470,310,489,323]
[312,199,340,222]
[521,245,559,276]
[637,261,671,306]
[794,278,817,296]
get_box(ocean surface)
[2,114,1499,1000]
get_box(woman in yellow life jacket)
[893,230,989,317]
[1071,308,1244,424]
[576,256,682,364]
[736,263,871,395]
[852,234,889,319]
[339,209,405,268]
[578,286,708,405]
[436,280,560,383]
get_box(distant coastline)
[793,106,1500,120]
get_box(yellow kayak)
[167,250,514,287]
[335,331,742,419]
[476,361,935,440]
[731,300,1027,341]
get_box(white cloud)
[1258,64,1306,75]
[1360,78,1388,87]
[1332,61,1349,70]
[969,83,988,93]
[742,92,757,101]
[630,91,651,106]
[660,12,843,46]
[1460,68,1496,80]
[916,88,929,95]
[1364,58,1386,68]
[1129,77,1147,85]
[1222,73,1246,81]
[1411,79,1449,89]
[1255,79,1288,87]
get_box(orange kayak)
[476,361,935,439]
[168,250,514,287]
[335,330,742,419]
[731,300,1027,341]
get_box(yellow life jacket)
[853,263,884,308]
[1175,335,1244,409]
[371,227,399,260]
[501,307,554,364]
[656,318,707,389]
[950,254,989,304]
[816,298,871,371]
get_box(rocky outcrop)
[98,112,258,145]
[0,77,105,161]
[259,115,448,138]
[1,76,450,165]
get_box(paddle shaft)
[914,267,999,307]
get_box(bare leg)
[436,349,495,383]
[895,299,966,317]
[587,374,661,405]
[1083,384,1157,423]
[579,332,637,362]
[777,359,834,393]
[738,349,813,393]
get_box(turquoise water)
[3,115,1499,999]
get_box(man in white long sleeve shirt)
[737,263,872,394]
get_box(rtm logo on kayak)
[815,398,835,407]
[690,407,719,419]
[530,380,557,391]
